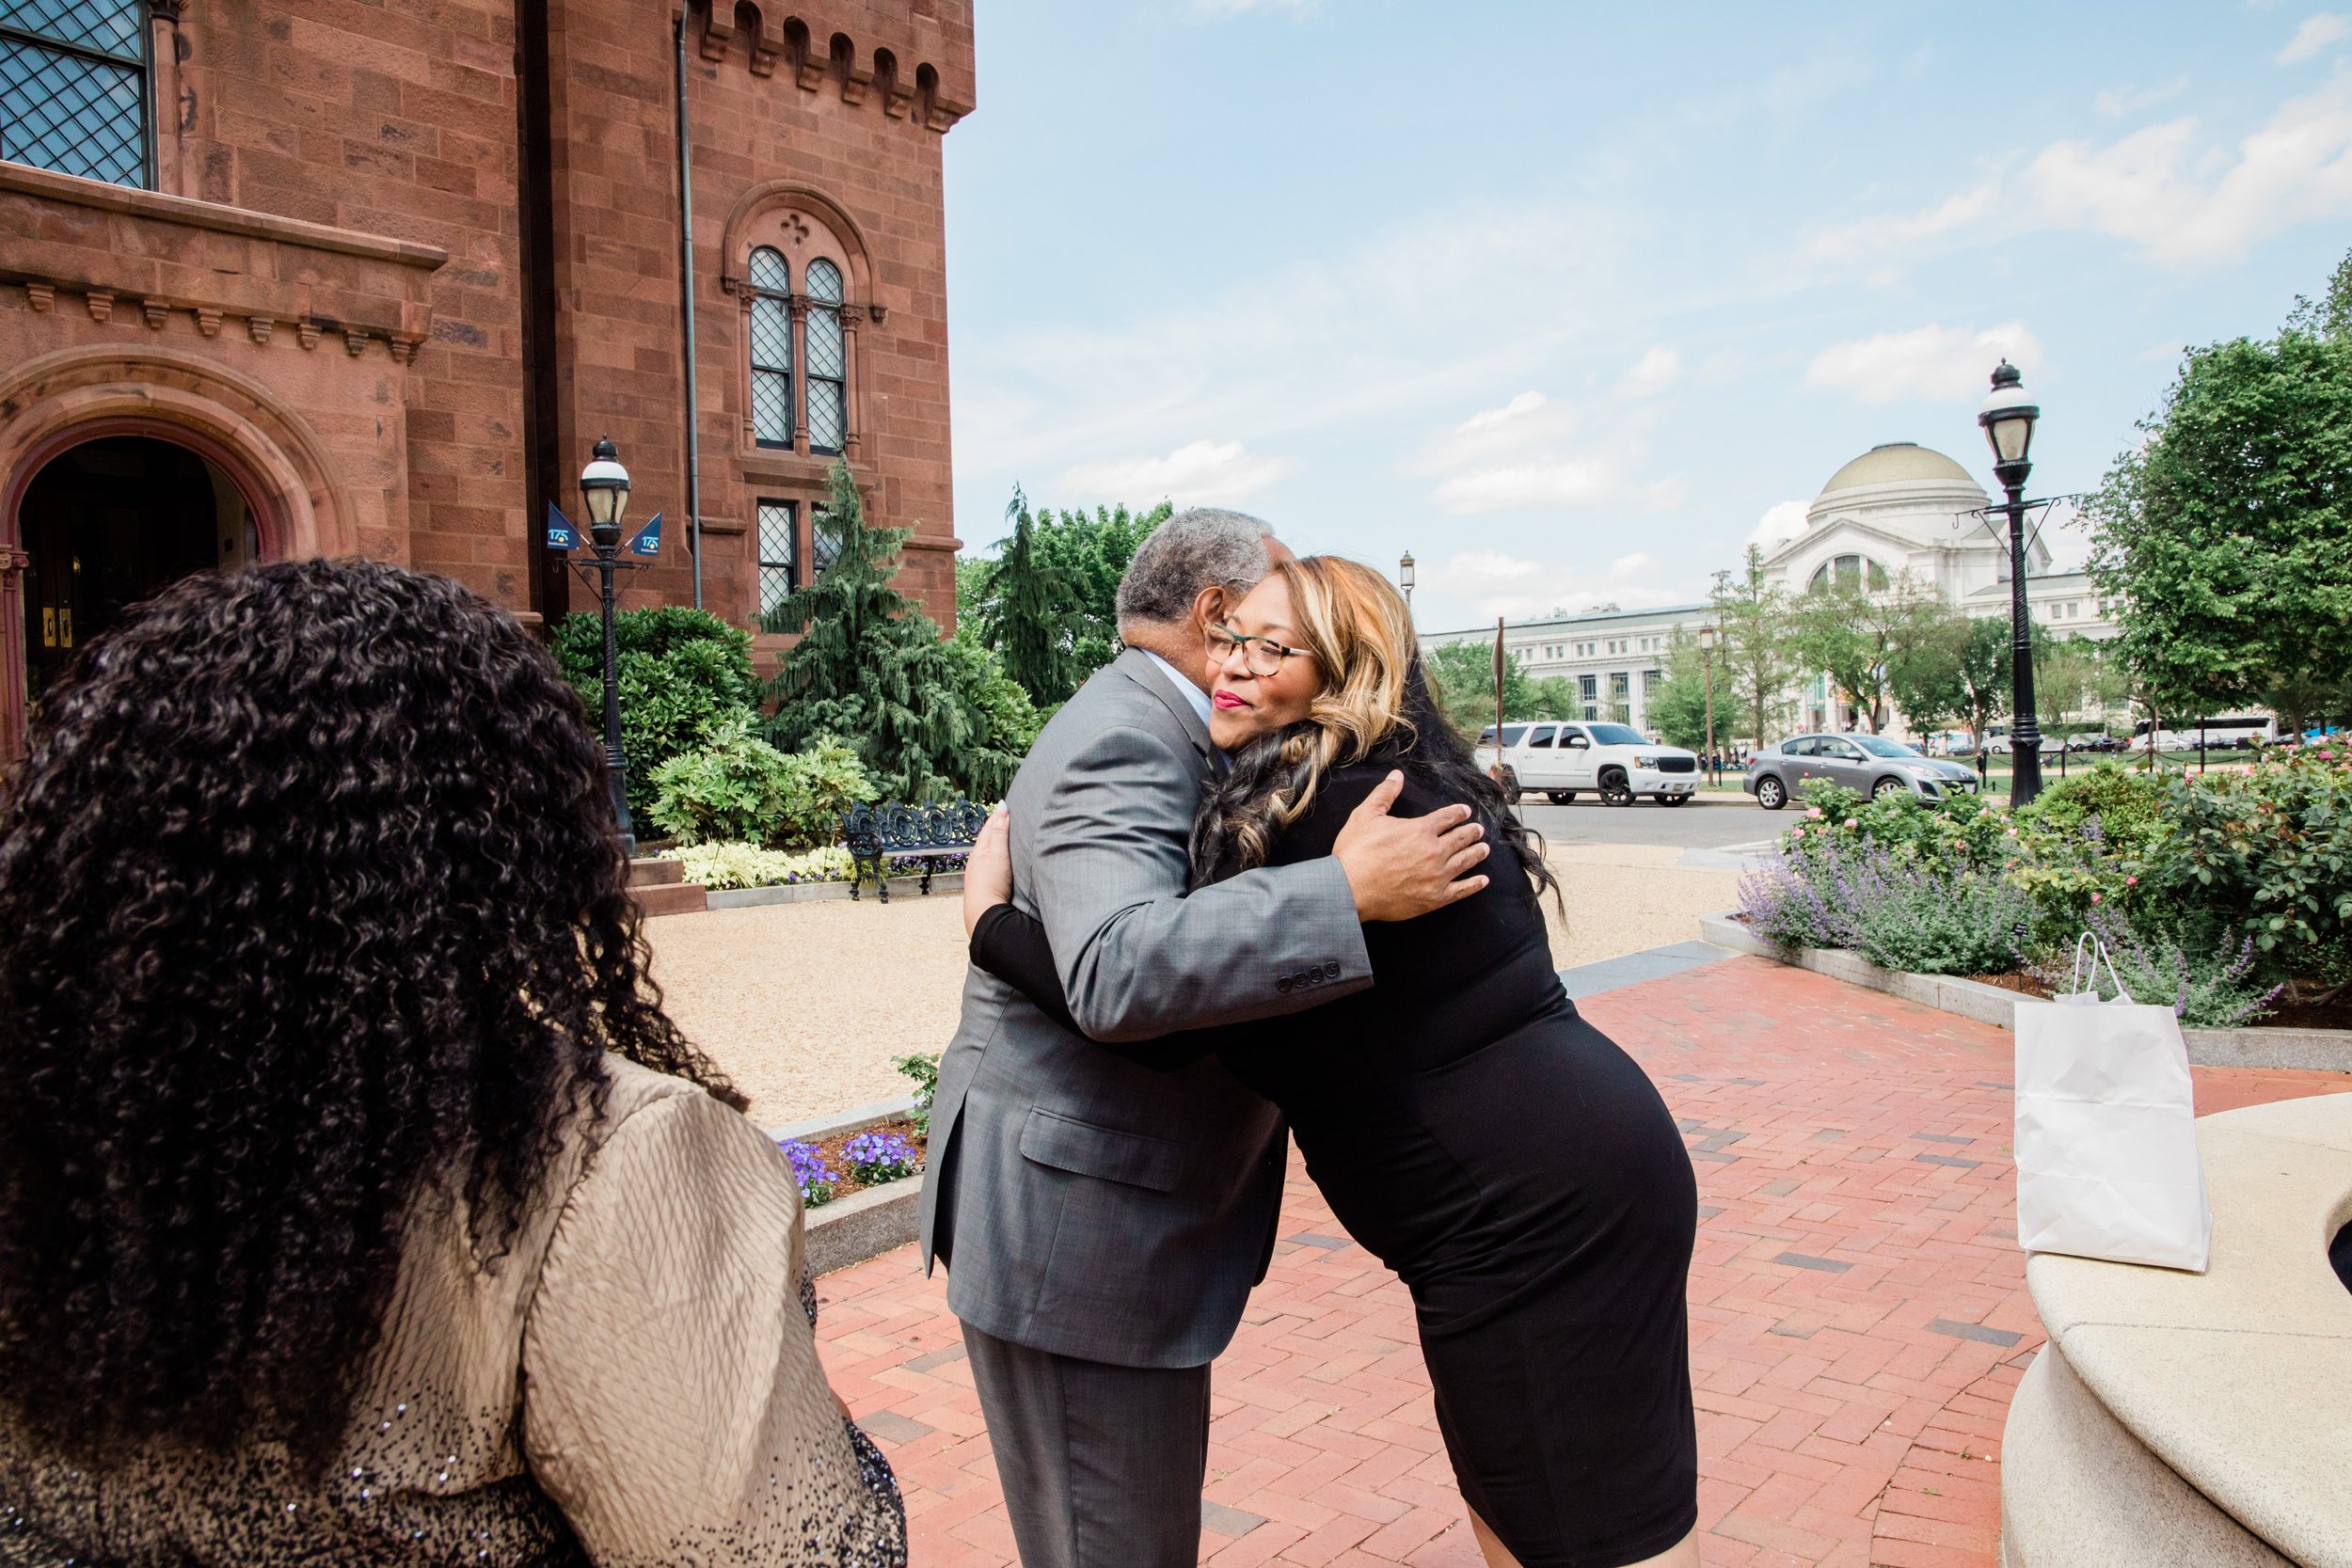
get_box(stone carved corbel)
[24,282,52,312]
[141,297,168,329]
[699,2,733,62]
[86,290,113,322]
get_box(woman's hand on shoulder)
[962,803,1014,935]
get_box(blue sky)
[941,2,2352,634]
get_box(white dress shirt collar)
[1139,648,1216,730]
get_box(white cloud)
[1747,499,1811,553]
[1055,439,1295,505]
[1804,182,2000,263]
[1812,72,2352,273]
[1423,547,1691,624]
[1430,458,1615,514]
[2280,13,2351,62]
[1462,390,1549,432]
[1804,322,2042,405]
[2096,77,2190,118]
[1615,346,1682,397]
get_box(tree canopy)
[2088,247,2352,739]
[958,494,1173,706]
[1712,547,1800,747]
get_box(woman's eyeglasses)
[1205,621,1311,677]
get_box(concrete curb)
[764,1096,929,1276]
[1698,911,2352,1071]
[705,872,965,910]
[803,1173,924,1277]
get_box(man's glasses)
[1205,621,1311,677]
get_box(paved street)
[814,955,2347,1568]
[1515,792,1783,854]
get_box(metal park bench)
[839,800,989,903]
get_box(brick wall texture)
[0,0,970,651]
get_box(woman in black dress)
[963,554,1699,1568]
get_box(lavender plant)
[841,1131,921,1185]
[1740,831,2032,974]
[2031,906,2280,1029]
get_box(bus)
[2130,715,2278,752]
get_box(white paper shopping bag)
[2012,936,2211,1272]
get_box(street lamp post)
[1398,550,1415,610]
[1978,361,2043,808]
[1697,623,1719,784]
[579,436,636,854]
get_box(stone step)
[628,856,684,887]
[631,880,707,918]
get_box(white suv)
[1473,721,1701,807]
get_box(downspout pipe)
[675,10,704,609]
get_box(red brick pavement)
[813,956,2346,1568]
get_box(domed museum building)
[1757,442,2113,736]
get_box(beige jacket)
[0,1056,905,1568]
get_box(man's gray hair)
[1115,508,1277,629]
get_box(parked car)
[1981,725,2065,756]
[1742,733,1982,810]
[1473,720,1701,806]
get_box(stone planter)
[1698,912,2352,1073]
[2000,1093,2352,1566]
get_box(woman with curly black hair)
[0,559,904,1567]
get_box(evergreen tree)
[1033,501,1169,673]
[968,487,1085,706]
[762,462,980,800]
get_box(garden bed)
[1700,911,2352,1072]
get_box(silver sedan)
[1743,733,1983,810]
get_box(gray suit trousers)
[962,1321,1211,1568]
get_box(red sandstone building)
[0,0,972,752]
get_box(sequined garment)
[0,1058,906,1568]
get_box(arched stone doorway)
[15,436,263,702]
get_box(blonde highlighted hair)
[1188,555,1553,901]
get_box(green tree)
[1790,576,1927,734]
[1426,638,1538,736]
[550,604,758,818]
[1033,501,1170,673]
[763,461,990,800]
[1885,600,1972,740]
[1712,547,1799,747]
[966,487,1085,706]
[2035,634,2104,743]
[2088,252,2352,734]
[1644,629,1734,752]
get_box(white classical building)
[1418,440,2116,741]
[1759,441,2113,733]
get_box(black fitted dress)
[970,757,1698,1568]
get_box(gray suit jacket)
[916,649,1372,1369]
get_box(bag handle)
[2068,931,2130,1002]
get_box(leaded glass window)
[1,0,149,188]
[803,257,846,454]
[810,503,838,578]
[747,246,792,448]
[756,499,797,616]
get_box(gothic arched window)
[747,246,793,448]
[804,257,847,455]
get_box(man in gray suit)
[918,509,1487,1568]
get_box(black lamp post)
[1698,622,1719,784]
[1398,550,1416,610]
[580,436,636,854]
[1978,361,2042,808]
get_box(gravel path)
[647,847,1743,1126]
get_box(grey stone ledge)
[1697,911,2352,1073]
[803,1173,923,1278]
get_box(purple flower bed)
[841,1131,920,1185]
[777,1138,839,1207]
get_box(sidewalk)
[812,955,2345,1568]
